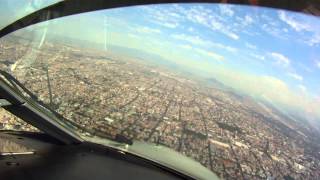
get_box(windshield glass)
[1,3,320,179]
[0,0,61,29]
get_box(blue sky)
[1,2,320,124]
[78,4,320,123]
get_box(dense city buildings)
[1,35,320,179]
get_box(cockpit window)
[0,0,61,29]
[0,108,39,132]
[1,3,320,179]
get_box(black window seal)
[0,0,319,39]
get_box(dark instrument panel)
[0,132,187,180]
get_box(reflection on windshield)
[0,0,61,29]
[1,3,320,179]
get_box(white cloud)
[307,34,320,46]
[270,52,290,67]
[172,34,208,46]
[261,22,284,39]
[142,6,183,29]
[219,5,234,17]
[167,12,182,18]
[227,32,239,40]
[243,15,253,26]
[143,5,245,40]
[316,60,320,68]
[209,20,222,30]
[194,48,224,61]
[249,53,265,61]
[260,14,290,39]
[172,33,237,52]
[213,43,237,52]
[298,84,307,93]
[179,44,192,50]
[287,72,303,81]
[278,11,311,32]
[204,66,320,123]
[162,22,179,28]
[278,10,320,46]
[181,6,240,40]
[245,42,257,49]
[136,26,161,34]
[209,20,239,40]
[177,42,224,61]
[190,12,208,25]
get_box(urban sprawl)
[1,35,320,179]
